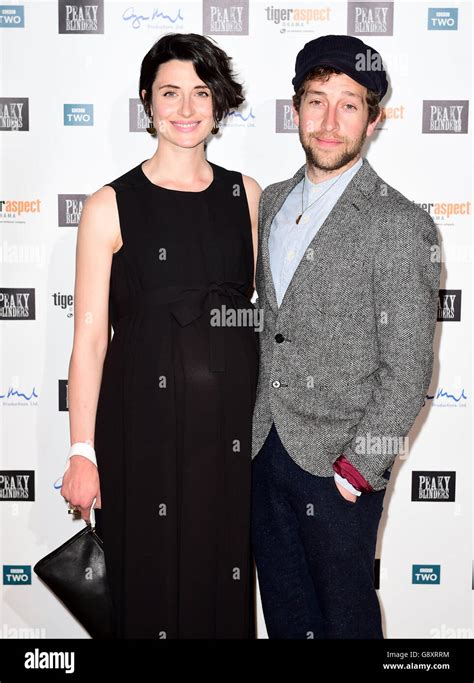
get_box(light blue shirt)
[268,157,363,496]
[269,157,362,307]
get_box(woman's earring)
[146,114,157,136]
[211,119,219,135]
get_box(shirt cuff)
[334,472,362,496]
[333,455,373,493]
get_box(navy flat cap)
[292,34,388,99]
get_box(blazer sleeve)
[340,208,441,491]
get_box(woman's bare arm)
[242,175,262,292]
[61,185,121,519]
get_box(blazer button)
[274,333,285,343]
[272,380,281,388]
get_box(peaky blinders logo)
[422,101,469,134]
[437,289,461,321]
[412,471,456,502]
[58,1,104,33]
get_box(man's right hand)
[335,478,358,503]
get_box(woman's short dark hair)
[292,66,381,124]
[139,32,244,135]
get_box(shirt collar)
[302,156,363,203]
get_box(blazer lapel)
[261,164,306,312]
[262,158,377,313]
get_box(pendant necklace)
[296,170,346,225]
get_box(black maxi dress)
[93,160,259,638]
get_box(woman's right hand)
[60,455,102,524]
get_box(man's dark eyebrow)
[157,84,211,90]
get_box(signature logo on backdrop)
[424,386,468,408]
[223,107,256,127]
[0,384,38,403]
[122,6,184,30]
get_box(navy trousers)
[251,422,386,639]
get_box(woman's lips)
[171,121,200,132]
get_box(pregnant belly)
[174,320,258,389]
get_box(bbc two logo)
[428,8,458,30]
[412,565,441,585]
[3,566,32,585]
[64,104,93,126]
[0,5,24,27]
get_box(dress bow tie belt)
[114,282,254,372]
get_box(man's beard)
[299,126,368,172]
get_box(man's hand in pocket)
[335,479,358,503]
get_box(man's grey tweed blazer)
[252,158,441,491]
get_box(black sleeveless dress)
[93,159,258,638]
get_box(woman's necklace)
[295,170,346,225]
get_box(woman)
[60,32,261,638]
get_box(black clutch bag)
[33,507,114,639]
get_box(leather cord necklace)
[296,170,346,224]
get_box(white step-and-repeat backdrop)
[1,0,472,639]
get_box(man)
[251,34,440,639]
